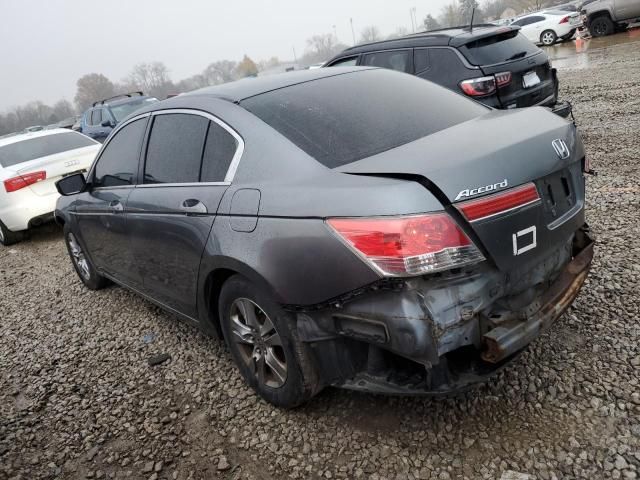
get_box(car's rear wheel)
[64,225,109,290]
[540,30,557,46]
[590,15,614,37]
[0,220,25,246]
[219,275,320,408]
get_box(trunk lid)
[11,145,98,196]
[337,108,585,272]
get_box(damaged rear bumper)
[294,226,594,395]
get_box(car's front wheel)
[0,220,25,246]
[219,275,320,408]
[540,29,557,46]
[64,225,109,290]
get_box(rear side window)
[0,132,96,168]
[328,56,358,67]
[144,114,209,184]
[201,122,238,182]
[94,118,146,187]
[460,31,540,65]
[242,69,486,168]
[362,50,412,73]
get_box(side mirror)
[101,119,114,128]
[56,173,87,196]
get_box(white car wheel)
[541,30,557,46]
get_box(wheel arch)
[199,257,282,338]
[588,10,613,25]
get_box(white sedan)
[511,10,582,46]
[0,129,100,245]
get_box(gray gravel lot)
[1,39,640,480]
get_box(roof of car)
[0,128,80,148]
[182,66,373,103]
[330,25,519,57]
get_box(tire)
[0,220,25,246]
[218,275,321,408]
[63,224,109,290]
[590,15,614,37]
[540,29,558,46]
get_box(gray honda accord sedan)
[55,67,594,408]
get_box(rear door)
[126,110,241,318]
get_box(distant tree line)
[0,1,567,136]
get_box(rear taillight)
[460,76,496,97]
[457,183,540,222]
[3,171,46,193]
[495,71,512,87]
[326,214,485,276]
[559,16,569,24]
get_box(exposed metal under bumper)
[482,236,594,363]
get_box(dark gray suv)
[56,67,593,408]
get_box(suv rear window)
[0,132,96,168]
[460,31,540,65]
[241,69,486,168]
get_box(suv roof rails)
[93,91,144,107]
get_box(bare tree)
[203,60,238,84]
[359,26,382,43]
[387,27,410,39]
[52,100,75,120]
[439,3,465,28]
[423,14,441,31]
[305,33,340,63]
[74,73,115,111]
[126,62,174,99]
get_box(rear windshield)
[0,132,96,168]
[241,69,487,168]
[110,98,158,122]
[460,31,540,65]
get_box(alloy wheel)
[229,298,287,388]
[67,233,90,280]
[0,226,4,243]
[542,32,556,45]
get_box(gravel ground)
[1,39,639,480]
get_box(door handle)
[181,199,207,215]
[109,200,124,212]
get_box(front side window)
[90,109,102,126]
[144,114,208,184]
[362,50,412,73]
[93,118,147,187]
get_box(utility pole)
[350,17,356,45]
[292,46,297,64]
[410,7,418,33]
[332,24,337,42]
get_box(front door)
[126,111,240,318]
[75,116,148,287]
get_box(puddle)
[542,26,640,70]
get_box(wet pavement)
[545,26,640,70]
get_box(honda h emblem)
[552,139,570,160]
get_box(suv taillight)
[494,71,512,87]
[460,76,496,96]
[3,171,46,193]
[326,214,485,277]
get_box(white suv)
[0,129,100,245]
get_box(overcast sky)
[0,0,451,111]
